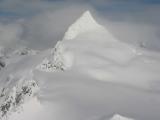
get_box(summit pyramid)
[63,11,105,40]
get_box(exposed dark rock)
[0,57,5,70]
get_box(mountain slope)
[0,11,160,120]
[38,11,160,90]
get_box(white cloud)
[0,0,159,51]
[23,4,94,49]
[0,20,23,47]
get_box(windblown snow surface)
[0,11,160,120]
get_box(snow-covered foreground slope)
[0,11,160,120]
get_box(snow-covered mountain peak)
[63,10,105,40]
[110,114,135,120]
[76,10,97,24]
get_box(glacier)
[0,11,160,120]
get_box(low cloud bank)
[0,0,159,51]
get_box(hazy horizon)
[0,0,159,51]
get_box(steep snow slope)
[0,11,160,120]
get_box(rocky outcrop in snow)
[0,47,6,70]
[0,47,39,72]
[37,41,74,72]
[0,74,39,119]
[12,47,38,56]
[0,58,5,70]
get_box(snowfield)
[0,11,160,120]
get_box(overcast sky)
[0,0,160,50]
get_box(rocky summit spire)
[63,10,104,40]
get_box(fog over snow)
[0,1,160,120]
